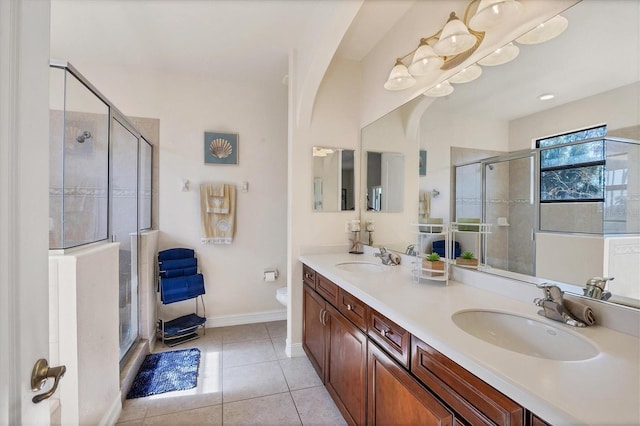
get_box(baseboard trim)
[207,309,286,328]
[287,342,305,358]
[99,392,122,426]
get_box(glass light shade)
[469,0,523,31]
[384,60,416,90]
[516,15,568,45]
[423,80,454,97]
[408,43,444,76]
[434,16,477,56]
[478,42,520,66]
[449,64,483,84]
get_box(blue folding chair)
[157,248,206,346]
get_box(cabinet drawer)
[411,336,524,426]
[368,308,410,368]
[316,273,339,306]
[302,264,316,288]
[338,288,368,331]
[528,413,551,426]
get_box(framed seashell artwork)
[204,132,238,165]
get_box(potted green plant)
[422,252,445,276]
[456,250,478,267]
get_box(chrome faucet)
[534,284,586,327]
[375,247,400,266]
[583,277,614,301]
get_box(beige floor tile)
[265,320,287,339]
[116,419,145,426]
[271,338,288,360]
[223,360,289,403]
[119,399,148,422]
[143,404,222,425]
[279,356,323,391]
[221,323,269,343]
[223,338,277,368]
[136,391,222,418]
[223,392,302,425]
[291,386,347,426]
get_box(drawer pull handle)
[382,329,393,337]
[305,273,313,279]
[346,304,353,311]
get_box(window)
[537,125,607,202]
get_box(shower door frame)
[480,150,539,276]
[453,148,540,273]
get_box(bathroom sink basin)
[335,261,386,273]
[451,309,598,361]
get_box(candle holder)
[349,231,363,254]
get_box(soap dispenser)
[583,277,614,300]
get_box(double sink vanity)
[300,251,640,425]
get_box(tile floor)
[117,321,347,425]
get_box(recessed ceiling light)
[538,93,555,101]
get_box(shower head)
[76,131,92,143]
[487,164,494,171]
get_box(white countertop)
[299,252,640,426]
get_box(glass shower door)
[111,117,140,361]
[484,154,536,276]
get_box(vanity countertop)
[299,252,640,426]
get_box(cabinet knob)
[382,329,392,337]
[346,304,353,311]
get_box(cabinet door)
[411,336,523,426]
[325,304,368,426]
[303,283,327,381]
[368,342,453,426]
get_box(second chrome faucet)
[534,284,595,327]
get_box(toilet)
[276,286,288,307]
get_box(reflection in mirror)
[363,0,639,309]
[365,151,404,212]
[313,147,355,211]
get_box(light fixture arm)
[390,1,485,72]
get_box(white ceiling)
[51,0,639,122]
[50,0,346,86]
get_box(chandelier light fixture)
[384,0,569,98]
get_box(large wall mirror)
[360,0,640,309]
[313,147,355,212]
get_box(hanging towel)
[206,184,229,214]
[200,183,236,244]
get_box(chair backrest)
[157,247,205,303]
[160,274,206,304]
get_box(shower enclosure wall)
[49,61,153,363]
[454,137,640,299]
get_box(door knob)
[31,358,66,404]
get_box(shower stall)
[49,61,153,363]
[454,136,640,278]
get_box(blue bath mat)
[126,348,200,399]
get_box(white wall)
[289,57,362,351]
[509,82,640,150]
[420,106,509,222]
[50,243,120,425]
[72,63,289,324]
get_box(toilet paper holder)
[264,269,279,282]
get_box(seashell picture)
[204,132,238,165]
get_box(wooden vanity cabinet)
[302,283,328,380]
[338,288,368,330]
[368,341,454,426]
[411,335,524,426]
[303,278,367,426]
[325,303,367,426]
[368,308,411,368]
